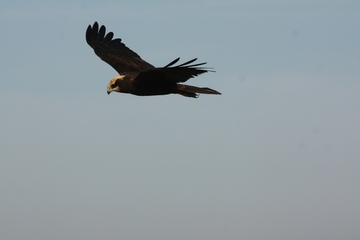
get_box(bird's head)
[107,76,125,94]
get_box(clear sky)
[1,0,360,239]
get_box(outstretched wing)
[133,58,213,84]
[86,22,154,75]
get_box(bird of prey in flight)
[86,22,221,98]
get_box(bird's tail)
[177,84,221,98]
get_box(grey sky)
[1,1,360,239]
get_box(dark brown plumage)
[86,22,221,98]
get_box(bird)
[86,22,221,98]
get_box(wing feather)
[86,22,154,75]
[163,57,180,68]
[103,32,113,43]
[134,58,214,84]
[175,58,198,67]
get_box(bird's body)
[86,22,221,98]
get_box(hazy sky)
[1,1,360,239]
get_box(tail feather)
[177,84,221,98]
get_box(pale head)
[107,75,125,94]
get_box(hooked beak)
[107,90,111,95]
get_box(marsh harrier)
[86,22,220,98]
